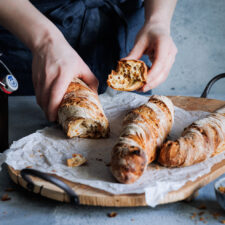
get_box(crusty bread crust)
[107,60,148,91]
[158,112,225,167]
[111,95,174,184]
[58,78,110,138]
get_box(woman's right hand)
[32,33,98,122]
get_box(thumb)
[79,69,99,94]
[123,38,147,60]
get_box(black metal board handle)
[200,73,225,98]
[20,168,79,205]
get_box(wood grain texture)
[7,96,225,207]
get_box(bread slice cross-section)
[58,78,110,139]
[107,60,148,91]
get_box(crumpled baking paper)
[3,92,225,207]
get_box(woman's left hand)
[124,22,178,92]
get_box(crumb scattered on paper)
[67,154,87,167]
[190,212,197,219]
[211,212,221,219]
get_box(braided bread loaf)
[111,95,174,184]
[158,110,225,167]
[58,78,109,138]
[107,60,147,91]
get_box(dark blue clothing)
[0,0,151,95]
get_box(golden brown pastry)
[158,110,225,167]
[107,60,148,91]
[111,95,174,184]
[58,78,109,138]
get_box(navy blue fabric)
[0,0,151,95]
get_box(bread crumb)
[211,212,221,219]
[4,187,15,192]
[107,212,117,218]
[1,194,11,201]
[190,212,197,219]
[67,154,87,167]
[197,204,207,210]
[26,166,32,169]
[218,186,225,193]
[96,158,102,162]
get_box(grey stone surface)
[153,0,225,97]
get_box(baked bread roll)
[111,95,174,184]
[58,78,110,138]
[107,60,147,91]
[158,110,225,167]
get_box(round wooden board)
[7,96,225,207]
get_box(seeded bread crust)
[158,111,225,167]
[58,78,110,138]
[111,95,174,184]
[107,60,148,91]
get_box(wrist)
[144,19,171,34]
[29,23,64,53]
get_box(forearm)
[0,0,63,52]
[144,0,177,31]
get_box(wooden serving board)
[7,96,225,207]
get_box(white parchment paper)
[3,92,225,207]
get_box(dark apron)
[0,0,151,95]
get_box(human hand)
[32,33,98,122]
[124,22,177,92]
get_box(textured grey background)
[153,0,225,98]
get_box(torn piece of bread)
[158,111,225,168]
[58,78,110,138]
[110,95,174,184]
[67,154,87,167]
[107,60,148,91]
